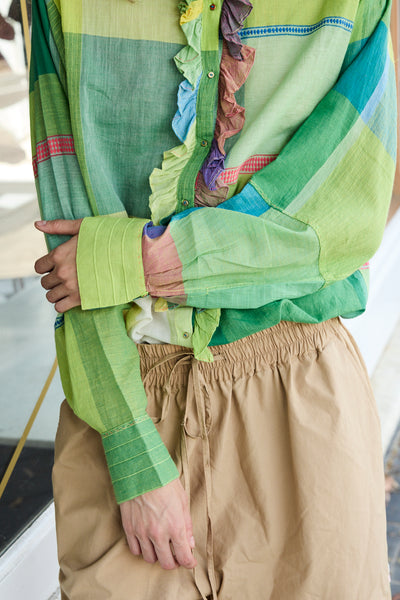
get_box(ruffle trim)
[220,0,253,60]
[149,124,197,226]
[194,171,229,207]
[201,41,255,190]
[149,2,202,225]
[174,4,202,87]
[215,43,255,153]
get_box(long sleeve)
[76,0,396,313]
[30,0,179,502]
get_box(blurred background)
[0,1,400,599]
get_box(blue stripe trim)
[240,17,353,40]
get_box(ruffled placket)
[148,0,203,225]
[200,0,255,193]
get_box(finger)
[41,272,62,291]
[136,537,158,565]
[41,271,61,291]
[35,254,55,275]
[169,530,197,569]
[35,218,83,237]
[46,284,68,304]
[126,535,141,556]
[54,294,81,313]
[151,537,179,570]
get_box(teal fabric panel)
[211,271,368,345]
[335,21,388,115]
[31,0,57,86]
[79,36,185,219]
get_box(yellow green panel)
[72,0,186,44]
[247,0,359,27]
[201,0,221,51]
[30,75,72,142]
[59,0,82,34]
[296,125,395,283]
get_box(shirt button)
[200,140,208,147]
[207,71,215,79]
[183,332,190,339]
[182,199,189,207]
[210,3,216,9]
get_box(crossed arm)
[34,218,196,571]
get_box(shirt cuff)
[101,414,180,503]
[77,215,149,310]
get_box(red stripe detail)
[32,135,75,178]
[219,154,278,185]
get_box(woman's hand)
[34,219,83,313]
[120,479,196,570]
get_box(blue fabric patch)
[335,21,388,115]
[172,76,201,143]
[219,184,270,217]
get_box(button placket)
[176,0,221,214]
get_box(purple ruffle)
[143,221,166,239]
[220,0,253,60]
[200,139,226,190]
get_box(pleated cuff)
[101,414,179,503]
[77,215,149,310]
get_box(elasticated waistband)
[137,318,345,386]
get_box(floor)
[0,442,53,555]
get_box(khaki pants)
[53,319,390,599]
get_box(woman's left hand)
[34,219,83,313]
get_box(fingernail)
[35,220,47,227]
[190,536,195,548]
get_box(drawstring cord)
[190,358,219,600]
[142,350,221,600]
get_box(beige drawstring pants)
[53,319,391,599]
